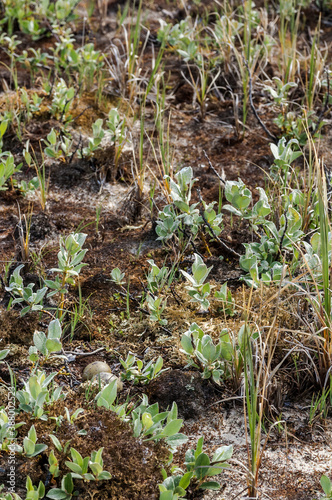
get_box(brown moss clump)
[0,310,39,347]
[10,400,169,500]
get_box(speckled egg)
[92,371,123,391]
[82,361,112,381]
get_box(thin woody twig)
[170,285,182,305]
[63,0,81,23]
[203,150,225,185]
[60,90,78,124]
[177,225,204,259]
[244,59,278,144]
[63,347,105,357]
[314,67,331,133]
[69,134,82,164]
[72,106,93,122]
[197,188,241,258]
[278,209,288,257]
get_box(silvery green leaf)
[320,475,332,495]
[181,334,193,354]
[36,391,48,409]
[212,444,233,463]
[48,319,62,340]
[46,338,62,353]
[215,282,227,301]
[42,372,57,387]
[70,447,84,467]
[97,379,117,408]
[23,437,35,456]
[20,306,31,316]
[46,489,69,499]
[153,356,163,375]
[28,376,41,400]
[98,471,112,480]
[16,390,29,405]
[33,331,47,355]
[201,336,216,363]
[212,370,222,384]
[0,349,9,361]
[199,481,221,490]
[194,453,210,480]
[65,461,83,474]
[220,341,232,361]
[31,443,48,456]
[89,462,103,476]
[49,434,62,451]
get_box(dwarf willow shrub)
[16,370,64,420]
[0,153,22,191]
[180,323,233,385]
[6,233,88,319]
[181,254,212,311]
[156,166,223,248]
[159,437,233,498]
[223,176,304,287]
